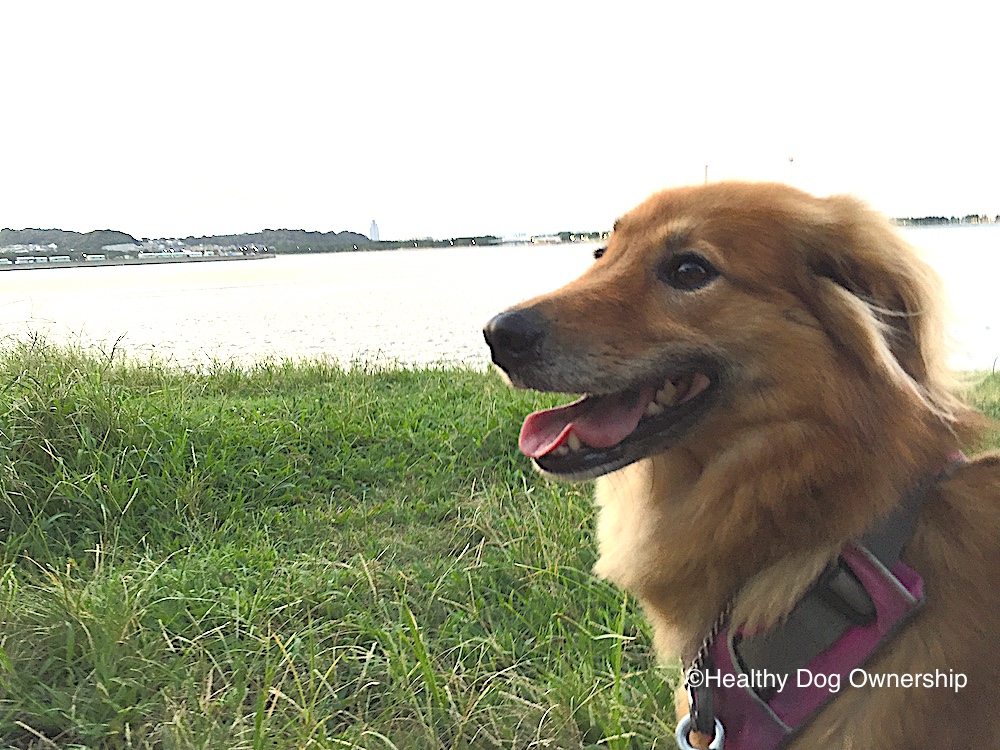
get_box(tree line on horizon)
[0,227,503,255]
[4,218,993,261]
[0,228,140,255]
[895,214,998,226]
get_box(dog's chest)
[592,452,700,591]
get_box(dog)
[484,182,1000,749]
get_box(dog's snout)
[483,309,547,372]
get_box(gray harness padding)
[732,472,935,700]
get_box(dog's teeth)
[645,400,664,417]
[567,432,582,452]
[655,381,678,406]
[554,445,570,456]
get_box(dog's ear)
[806,248,930,384]
[796,196,960,420]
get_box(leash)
[675,451,968,750]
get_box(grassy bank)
[1,342,998,749]
[0,341,677,750]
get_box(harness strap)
[733,494,916,697]
[682,451,968,748]
[732,451,968,700]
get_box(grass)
[0,340,997,749]
[0,339,680,749]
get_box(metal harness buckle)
[675,713,725,750]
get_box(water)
[904,225,1000,371]
[0,246,595,368]
[1,226,998,370]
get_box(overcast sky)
[2,1,997,241]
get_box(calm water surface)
[1,226,998,370]
[0,246,594,368]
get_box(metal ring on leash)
[675,714,725,750]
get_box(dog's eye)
[593,246,606,260]
[660,253,718,290]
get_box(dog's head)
[485,182,969,482]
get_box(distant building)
[102,243,142,254]
[370,220,380,242]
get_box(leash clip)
[675,713,725,749]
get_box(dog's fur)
[488,182,1000,748]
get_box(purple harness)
[677,452,967,750]
[705,544,923,749]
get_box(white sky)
[2,1,997,241]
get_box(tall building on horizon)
[370,220,380,242]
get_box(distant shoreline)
[897,221,999,229]
[2,223,994,273]
[0,253,275,272]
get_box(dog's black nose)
[483,308,546,372]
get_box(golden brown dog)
[484,182,1000,748]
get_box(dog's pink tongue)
[518,388,654,458]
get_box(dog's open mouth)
[519,369,719,480]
